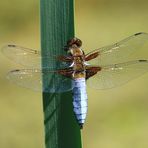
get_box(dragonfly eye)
[75,38,82,47]
[67,37,82,48]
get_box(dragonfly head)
[64,37,82,51]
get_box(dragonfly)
[1,32,148,129]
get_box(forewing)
[87,60,148,89]
[6,69,73,93]
[86,32,148,66]
[1,45,41,68]
[1,44,70,69]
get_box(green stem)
[40,0,82,148]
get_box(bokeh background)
[0,0,148,148]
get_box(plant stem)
[40,0,82,148]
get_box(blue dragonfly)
[2,32,148,129]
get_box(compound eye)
[66,37,82,47]
[75,39,82,47]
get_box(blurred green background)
[0,0,148,148]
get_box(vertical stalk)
[40,0,82,148]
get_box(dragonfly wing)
[87,60,148,89]
[1,44,70,69]
[6,69,73,93]
[86,32,148,66]
[1,45,41,68]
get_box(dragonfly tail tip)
[79,123,83,130]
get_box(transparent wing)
[1,45,41,68]
[87,60,148,89]
[6,69,73,93]
[86,32,148,66]
[1,44,69,69]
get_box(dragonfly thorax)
[70,48,86,79]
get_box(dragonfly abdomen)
[72,78,88,129]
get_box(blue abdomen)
[72,78,88,128]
